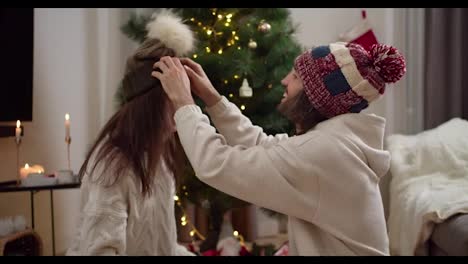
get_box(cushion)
[430,213,468,256]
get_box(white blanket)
[386,118,468,256]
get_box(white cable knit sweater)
[66,156,194,256]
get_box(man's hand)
[180,58,222,107]
[152,56,194,110]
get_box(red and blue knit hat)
[294,42,406,118]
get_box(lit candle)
[15,120,21,140]
[65,113,70,139]
[20,163,32,179]
[19,163,45,179]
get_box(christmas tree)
[120,8,302,252]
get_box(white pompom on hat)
[146,9,195,56]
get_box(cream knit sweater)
[66,156,194,256]
[174,96,390,256]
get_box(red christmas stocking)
[339,10,378,51]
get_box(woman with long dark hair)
[67,10,195,256]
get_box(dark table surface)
[0,180,80,193]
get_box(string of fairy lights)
[186,9,273,112]
[174,191,245,247]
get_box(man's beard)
[277,92,303,124]
[277,91,327,135]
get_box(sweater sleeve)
[174,105,320,222]
[72,180,129,256]
[205,96,289,148]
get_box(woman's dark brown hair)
[277,90,328,135]
[78,39,185,196]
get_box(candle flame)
[25,163,29,169]
[65,113,70,121]
[16,120,20,128]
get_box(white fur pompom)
[146,9,194,56]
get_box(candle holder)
[65,136,72,171]
[15,136,22,185]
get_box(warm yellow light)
[181,216,186,222]
[237,46,241,50]
[229,93,233,98]
[227,42,232,46]
[240,105,246,110]
[182,185,187,190]
[181,221,187,226]
[234,36,239,40]
[65,113,70,121]
[224,80,228,84]
[190,17,195,21]
[218,49,223,54]
[227,18,231,23]
[206,29,212,36]
[184,192,188,196]
[217,14,223,19]
[16,120,20,128]
[232,31,236,35]
[212,12,216,15]
[190,231,195,237]
[206,47,211,53]
[234,75,239,79]
[174,195,179,201]
[225,22,230,27]
[197,22,202,26]
[233,231,239,237]
[193,54,198,59]
[227,14,233,18]
[25,163,29,169]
